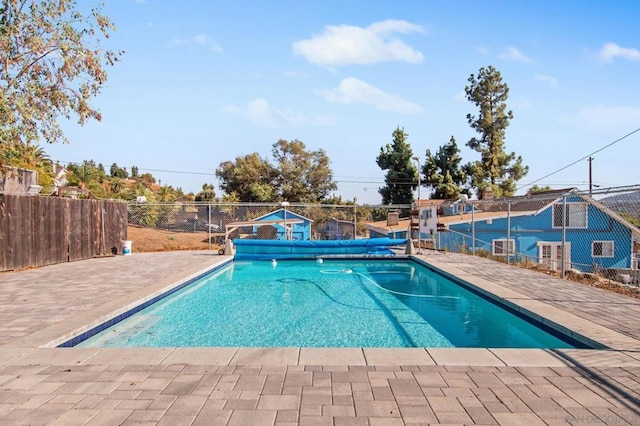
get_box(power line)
[517,127,640,191]
[138,167,215,176]
[53,157,397,184]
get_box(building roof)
[438,189,640,240]
[365,218,410,236]
[253,208,313,223]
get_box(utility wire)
[517,127,640,191]
[54,126,639,192]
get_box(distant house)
[225,208,313,241]
[320,218,355,240]
[413,199,443,241]
[365,216,410,240]
[0,166,39,195]
[438,190,640,273]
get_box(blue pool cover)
[233,238,408,260]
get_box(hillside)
[127,226,222,252]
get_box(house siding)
[253,210,312,240]
[445,197,634,272]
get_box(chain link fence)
[434,185,640,285]
[127,185,640,286]
[127,201,411,247]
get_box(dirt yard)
[126,226,223,253]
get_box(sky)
[43,0,640,204]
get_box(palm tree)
[0,142,54,190]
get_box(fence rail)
[125,185,640,285]
[127,202,408,247]
[432,186,640,284]
[0,195,127,271]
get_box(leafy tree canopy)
[527,185,552,195]
[110,162,127,179]
[0,0,123,147]
[272,139,337,203]
[216,139,337,203]
[195,183,216,202]
[216,152,277,202]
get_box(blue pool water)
[75,259,583,348]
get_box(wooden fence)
[0,195,128,272]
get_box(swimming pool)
[69,259,588,349]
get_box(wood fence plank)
[0,195,127,271]
[0,195,8,271]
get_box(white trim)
[592,240,614,258]
[537,241,571,271]
[492,238,514,256]
[552,202,588,229]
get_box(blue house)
[438,190,640,273]
[251,208,313,241]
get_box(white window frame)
[592,241,614,258]
[537,241,571,271]
[421,208,432,225]
[552,202,588,229]
[492,239,515,256]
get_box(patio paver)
[1,250,639,424]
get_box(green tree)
[66,160,107,186]
[195,183,216,202]
[110,177,124,194]
[109,162,128,179]
[376,127,416,205]
[216,140,337,203]
[139,173,156,184]
[272,139,337,203]
[131,165,139,178]
[463,65,528,198]
[66,159,108,197]
[423,136,468,199]
[157,185,176,202]
[0,142,54,190]
[0,0,122,146]
[527,185,552,195]
[216,153,277,202]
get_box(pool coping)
[4,253,639,370]
[3,251,640,425]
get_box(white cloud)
[293,20,424,67]
[476,46,489,55]
[499,46,535,63]
[222,98,334,128]
[169,34,223,53]
[535,73,557,87]
[576,105,640,131]
[599,42,640,63]
[319,77,423,114]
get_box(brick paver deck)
[1,251,639,425]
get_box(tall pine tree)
[463,66,528,198]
